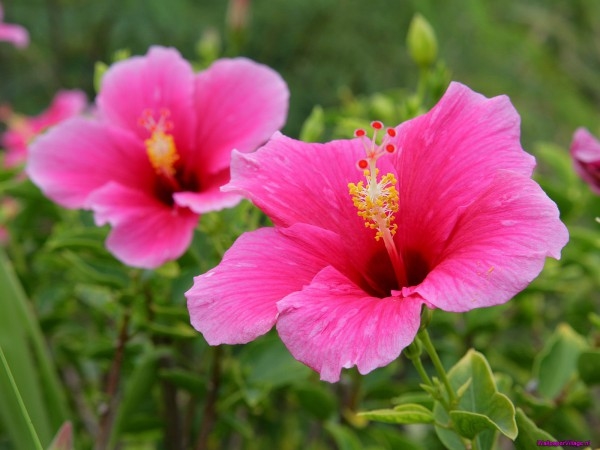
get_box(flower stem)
[195,345,223,450]
[95,306,131,450]
[417,328,456,405]
[404,339,432,387]
[411,351,433,387]
[142,279,184,450]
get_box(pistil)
[139,108,181,191]
[348,121,407,287]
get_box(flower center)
[348,121,407,287]
[139,108,180,179]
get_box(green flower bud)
[407,14,438,68]
[196,28,221,67]
[93,61,108,94]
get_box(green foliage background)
[1,1,600,449]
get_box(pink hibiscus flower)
[1,90,87,168]
[0,2,29,48]
[27,46,289,269]
[570,127,600,195]
[186,82,568,382]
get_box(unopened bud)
[93,61,108,94]
[407,14,438,68]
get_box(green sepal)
[359,403,434,425]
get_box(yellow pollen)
[139,109,179,177]
[348,121,407,287]
[145,130,179,177]
[348,169,399,241]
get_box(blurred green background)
[2,0,600,146]
[2,1,600,449]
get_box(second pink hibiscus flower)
[27,46,289,268]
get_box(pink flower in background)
[186,82,568,382]
[28,46,288,269]
[570,127,600,195]
[1,90,87,168]
[0,3,29,48]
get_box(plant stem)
[195,345,223,450]
[410,352,433,387]
[95,307,131,450]
[0,344,44,450]
[142,280,184,450]
[417,329,456,405]
[160,372,183,450]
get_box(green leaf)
[111,349,164,445]
[589,312,600,330]
[45,226,109,254]
[391,392,433,409]
[144,321,197,339]
[299,105,325,142]
[241,333,311,388]
[0,345,43,450]
[294,383,338,420]
[0,248,69,449]
[58,250,129,289]
[577,350,600,385]
[359,403,434,424]
[449,411,497,440]
[159,368,205,395]
[455,377,472,402]
[513,408,557,450]
[533,323,588,400]
[324,423,363,450]
[434,349,517,449]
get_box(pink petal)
[570,127,600,195]
[97,46,196,159]
[225,134,403,289]
[410,170,569,312]
[30,90,87,132]
[186,224,344,345]
[87,182,198,268]
[2,128,28,167]
[27,117,154,208]
[225,133,372,233]
[276,266,424,382]
[191,58,288,175]
[225,134,404,293]
[0,23,29,48]
[173,167,241,214]
[173,190,242,215]
[392,82,537,269]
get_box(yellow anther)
[348,170,399,241]
[349,121,407,287]
[145,130,179,176]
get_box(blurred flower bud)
[370,94,395,123]
[196,28,221,67]
[227,0,251,35]
[93,61,108,94]
[407,14,438,68]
